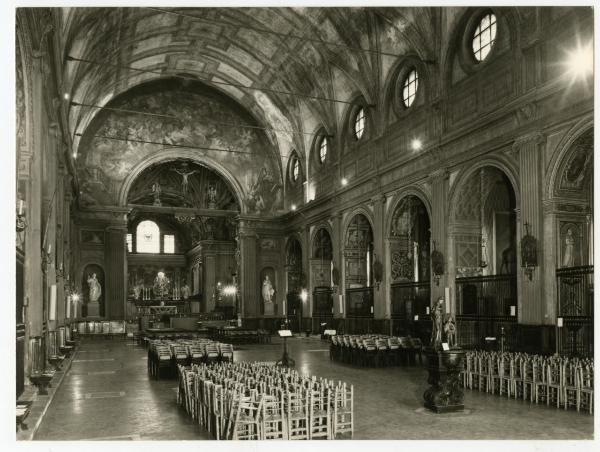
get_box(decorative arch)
[339,92,373,149]
[118,150,246,212]
[311,227,333,260]
[381,53,433,124]
[441,7,522,95]
[385,186,433,237]
[448,156,520,223]
[546,117,594,200]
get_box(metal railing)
[455,274,517,348]
[345,287,374,318]
[390,281,431,319]
[556,265,594,357]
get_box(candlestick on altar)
[19,200,23,215]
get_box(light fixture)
[63,93,70,100]
[565,41,593,81]
[72,153,77,159]
[341,178,348,186]
[291,204,297,211]
[223,285,237,296]
[71,293,80,303]
[411,138,422,151]
[300,289,308,302]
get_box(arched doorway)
[451,166,518,348]
[388,195,431,338]
[344,214,374,332]
[311,228,334,332]
[285,237,303,332]
[553,129,593,356]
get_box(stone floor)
[32,336,594,441]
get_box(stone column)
[514,132,545,324]
[204,251,216,312]
[25,53,44,341]
[331,212,343,317]
[105,218,128,319]
[372,194,386,319]
[239,220,258,317]
[429,169,450,309]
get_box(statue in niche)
[207,185,218,209]
[87,273,102,303]
[262,275,274,304]
[152,182,162,206]
[562,228,575,268]
[172,166,199,196]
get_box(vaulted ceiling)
[59,7,437,173]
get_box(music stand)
[276,330,295,367]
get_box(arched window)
[472,13,497,62]
[319,136,328,163]
[354,107,366,139]
[136,220,160,253]
[402,69,419,107]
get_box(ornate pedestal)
[264,302,274,316]
[423,348,465,413]
[87,302,100,317]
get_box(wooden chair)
[332,382,353,439]
[532,359,547,404]
[308,387,331,439]
[579,364,594,414]
[261,391,286,440]
[546,360,562,408]
[286,390,309,440]
[387,337,402,366]
[563,361,580,411]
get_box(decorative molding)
[512,131,545,154]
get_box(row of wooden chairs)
[177,362,354,440]
[148,339,234,379]
[210,328,271,344]
[463,351,594,414]
[330,335,424,367]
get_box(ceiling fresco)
[77,79,282,214]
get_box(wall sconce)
[16,199,26,233]
[373,255,383,290]
[521,222,538,281]
[431,242,444,286]
[56,262,65,279]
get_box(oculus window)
[136,220,160,253]
[402,69,419,108]
[319,136,328,163]
[354,107,366,139]
[472,13,497,62]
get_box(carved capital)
[429,167,449,182]
[512,131,545,154]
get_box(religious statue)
[430,297,444,349]
[181,283,190,300]
[172,166,198,196]
[207,185,217,209]
[152,182,162,206]
[133,283,142,301]
[443,315,457,348]
[87,273,101,303]
[562,228,575,268]
[262,275,274,304]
